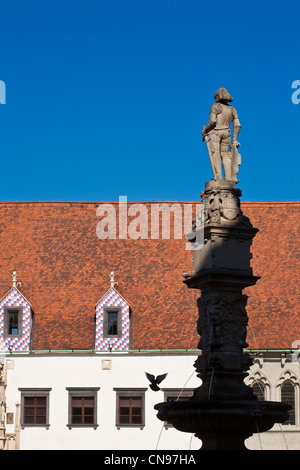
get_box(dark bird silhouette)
[145,372,168,391]
[182,271,191,278]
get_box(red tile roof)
[0,201,298,351]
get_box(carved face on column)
[208,192,222,223]
[207,293,227,322]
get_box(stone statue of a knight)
[202,88,241,183]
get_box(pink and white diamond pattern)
[95,288,130,351]
[0,288,32,351]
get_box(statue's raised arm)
[202,88,241,183]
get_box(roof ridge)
[0,200,299,205]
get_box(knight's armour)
[208,103,240,131]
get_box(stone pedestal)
[155,180,290,450]
[191,179,256,275]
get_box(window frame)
[162,388,194,428]
[66,387,100,429]
[19,388,51,428]
[281,381,296,426]
[114,388,147,429]
[251,381,266,401]
[4,306,23,338]
[103,307,122,338]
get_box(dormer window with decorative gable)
[0,271,33,351]
[95,272,130,351]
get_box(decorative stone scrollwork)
[201,181,252,227]
[196,291,249,357]
[280,353,293,368]
[277,369,299,387]
[252,353,264,369]
[245,369,271,401]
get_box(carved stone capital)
[202,180,252,228]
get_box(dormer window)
[0,271,33,351]
[95,272,131,351]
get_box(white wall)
[5,352,200,450]
[4,351,300,450]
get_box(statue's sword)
[202,126,218,180]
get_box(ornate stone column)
[188,180,258,403]
[155,180,290,449]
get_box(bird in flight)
[145,372,168,391]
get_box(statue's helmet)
[214,88,233,103]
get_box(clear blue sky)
[0,0,299,202]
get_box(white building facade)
[1,349,299,450]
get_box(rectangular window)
[252,382,265,401]
[8,311,19,335]
[114,388,146,428]
[71,396,95,425]
[119,397,142,425]
[281,382,296,425]
[108,312,118,335]
[24,396,47,425]
[67,388,99,428]
[163,389,193,428]
[103,308,122,338]
[4,307,23,337]
[19,388,51,427]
